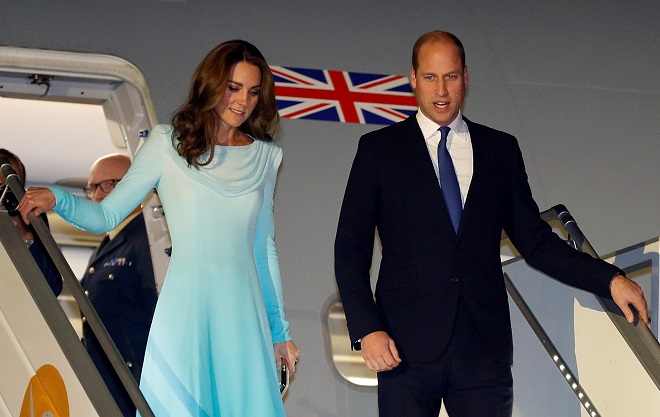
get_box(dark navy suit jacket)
[30,214,62,295]
[81,213,157,417]
[334,115,621,364]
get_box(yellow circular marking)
[20,364,69,417]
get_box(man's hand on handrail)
[610,274,650,326]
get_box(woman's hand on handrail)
[17,187,56,225]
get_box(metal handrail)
[504,273,602,417]
[0,158,155,417]
[504,204,660,390]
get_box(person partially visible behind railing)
[0,148,61,295]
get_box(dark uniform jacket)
[81,213,157,417]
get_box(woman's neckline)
[215,130,255,147]
[215,140,255,148]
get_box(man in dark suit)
[334,30,648,417]
[81,154,157,417]
[0,148,61,294]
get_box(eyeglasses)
[83,179,121,198]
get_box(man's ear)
[409,66,417,90]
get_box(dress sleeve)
[50,125,169,234]
[253,146,291,343]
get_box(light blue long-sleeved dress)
[51,124,290,417]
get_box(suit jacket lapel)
[402,116,457,236]
[89,235,109,262]
[91,225,128,262]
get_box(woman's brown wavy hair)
[171,40,280,168]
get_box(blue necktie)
[438,126,462,233]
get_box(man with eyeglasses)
[81,153,157,417]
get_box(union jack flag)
[271,66,418,125]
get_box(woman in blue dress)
[19,40,299,417]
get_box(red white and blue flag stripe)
[271,66,418,125]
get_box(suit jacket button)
[126,361,133,368]
[88,267,95,274]
[108,274,115,280]
[84,290,89,296]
